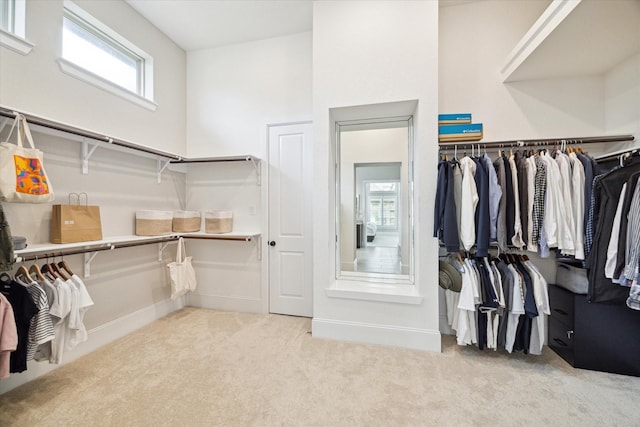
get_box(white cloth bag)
[0,113,55,203]
[167,237,197,300]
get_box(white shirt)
[606,183,627,278]
[459,157,479,251]
[555,152,576,256]
[505,265,525,353]
[456,260,478,346]
[568,152,586,260]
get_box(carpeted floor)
[0,308,638,426]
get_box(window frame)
[0,0,33,55]
[58,0,156,111]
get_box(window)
[0,0,31,55]
[367,181,398,230]
[59,1,155,109]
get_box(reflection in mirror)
[336,118,413,283]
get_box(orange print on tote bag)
[0,113,54,203]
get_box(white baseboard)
[0,298,184,395]
[311,317,441,352]
[187,293,264,313]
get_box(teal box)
[438,113,472,124]
[438,123,483,141]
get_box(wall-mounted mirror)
[336,116,414,284]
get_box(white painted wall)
[186,32,312,158]
[185,32,312,313]
[312,1,440,351]
[439,0,605,141]
[605,53,640,140]
[0,0,186,154]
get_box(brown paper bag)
[51,193,103,243]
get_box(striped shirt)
[531,156,546,246]
[624,179,640,282]
[18,279,55,361]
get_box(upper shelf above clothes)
[501,0,640,83]
[0,105,261,183]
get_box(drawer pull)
[567,330,574,340]
[553,338,568,347]
[553,308,569,316]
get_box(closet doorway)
[267,122,313,317]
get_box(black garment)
[588,160,640,304]
[0,203,14,272]
[476,258,499,350]
[511,259,537,354]
[613,172,640,279]
[433,160,460,252]
[473,158,490,257]
[503,155,515,244]
[0,274,38,373]
[576,153,595,234]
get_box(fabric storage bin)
[172,210,201,232]
[136,210,173,236]
[205,210,233,234]
[555,263,589,294]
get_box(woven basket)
[172,210,201,232]
[135,210,173,236]
[205,210,233,234]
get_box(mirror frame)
[335,115,415,285]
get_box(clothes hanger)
[41,254,59,280]
[16,264,34,283]
[58,257,74,276]
[50,256,69,281]
[29,262,46,281]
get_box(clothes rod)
[0,106,182,161]
[15,236,181,263]
[594,146,640,161]
[438,134,635,149]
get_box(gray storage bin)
[555,263,588,294]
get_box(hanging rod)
[594,146,640,161]
[0,106,182,160]
[438,134,635,149]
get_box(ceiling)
[126,0,481,52]
[125,0,313,51]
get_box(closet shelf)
[0,106,261,178]
[501,0,640,82]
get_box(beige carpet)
[0,308,638,426]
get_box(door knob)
[269,241,276,247]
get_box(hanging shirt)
[453,163,464,250]
[493,156,508,251]
[524,261,549,356]
[1,278,38,373]
[555,152,577,256]
[613,174,640,280]
[473,159,490,257]
[623,179,640,284]
[50,278,72,364]
[456,260,478,346]
[483,154,502,242]
[459,157,479,251]
[525,156,537,252]
[66,274,94,349]
[14,278,55,362]
[516,153,529,247]
[0,292,17,380]
[605,183,627,279]
[509,154,524,248]
[505,265,525,353]
[569,152,586,260]
[531,156,547,248]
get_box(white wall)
[185,32,312,313]
[312,1,440,351]
[186,32,312,158]
[0,0,186,154]
[605,53,640,140]
[439,0,606,141]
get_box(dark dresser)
[548,284,640,377]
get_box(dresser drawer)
[548,284,575,328]
[548,316,575,366]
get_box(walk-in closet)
[1,0,639,425]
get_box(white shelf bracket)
[157,159,171,184]
[249,157,261,186]
[81,139,100,175]
[83,251,99,277]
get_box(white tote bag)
[167,237,197,300]
[0,114,55,203]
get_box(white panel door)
[268,123,313,317]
